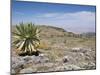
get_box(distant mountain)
[80,32,96,38]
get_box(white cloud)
[37,11,95,21]
[36,13,59,18]
[42,13,59,18]
[34,11,95,33]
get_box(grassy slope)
[12,25,96,69]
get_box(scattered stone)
[55,64,81,71]
[63,56,69,63]
[12,61,25,74]
[20,68,33,73]
[12,57,25,70]
[22,56,32,62]
[82,62,96,69]
[67,64,81,70]
[11,69,16,74]
[39,53,45,57]
[71,47,81,52]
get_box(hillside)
[11,25,96,74]
[38,25,96,38]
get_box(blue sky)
[12,0,96,33]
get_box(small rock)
[20,68,33,73]
[79,53,84,57]
[12,56,25,73]
[11,69,16,74]
[71,47,81,52]
[12,61,24,70]
[30,55,49,63]
[63,56,69,63]
[39,53,45,57]
[22,56,32,62]
[56,64,81,71]
[82,62,96,69]
[68,65,81,70]
[63,58,68,63]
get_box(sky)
[12,0,96,33]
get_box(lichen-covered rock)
[22,56,32,62]
[12,57,25,74]
[82,62,96,69]
[30,55,49,63]
[55,64,81,71]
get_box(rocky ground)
[11,47,96,74]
